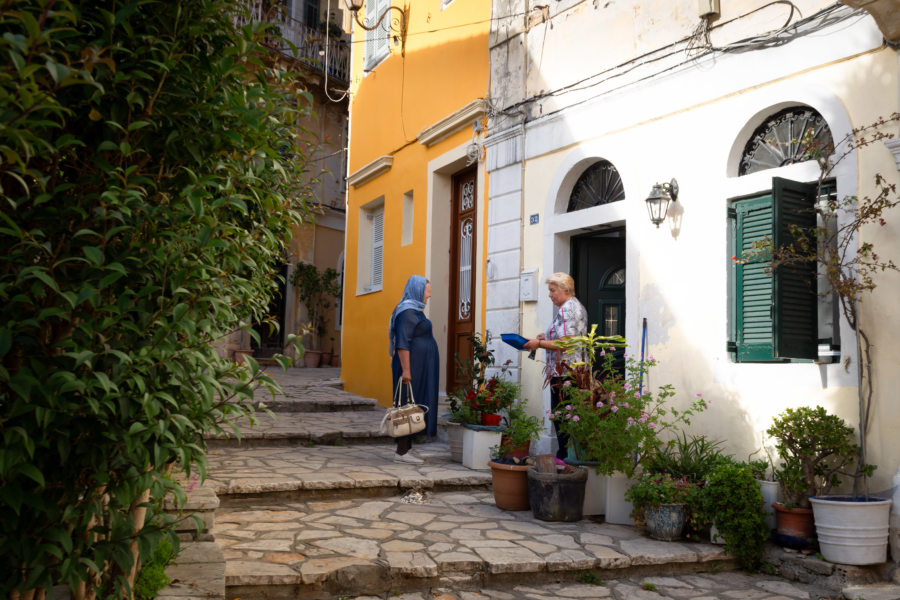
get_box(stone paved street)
[160,367,900,600]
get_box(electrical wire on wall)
[490,2,865,129]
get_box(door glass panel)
[603,305,619,337]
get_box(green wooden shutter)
[772,177,818,359]
[734,194,778,362]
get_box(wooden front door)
[447,168,477,394]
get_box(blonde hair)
[545,272,575,294]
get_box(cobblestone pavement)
[343,570,845,599]
[180,367,900,600]
[205,442,490,496]
[214,487,732,589]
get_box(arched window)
[567,160,625,212]
[739,107,833,176]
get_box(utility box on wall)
[520,269,538,302]
[698,0,720,18]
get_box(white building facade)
[484,0,900,506]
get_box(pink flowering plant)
[549,327,708,477]
[624,472,698,516]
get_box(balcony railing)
[235,2,350,83]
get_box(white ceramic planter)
[446,422,463,463]
[461,427,502,471]
[583,467,607,516]
[605,472,636,525]
[809,496,892,565]
[757,479,781,531]
[710,522,725,544]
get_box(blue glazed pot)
[644,503,686,541]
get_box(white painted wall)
[486,0,900,492]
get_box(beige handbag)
[381,381,427,437]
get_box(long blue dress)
[391,308,440,437]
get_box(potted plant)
[766,405,881,555]
[747,446,781,532]
[643,433,729,540]
[625,472,697,541]
[700,461,769,570]
[487,400,543,511]
[551,328,708,524]
[290,263,340,364]
[447,333,495,462]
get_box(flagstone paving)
[216,488,739,599]
[163,366,900,600]
[205,442,491,499]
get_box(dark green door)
[572,233,626,370]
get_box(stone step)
[215,489,737,600]
[206,442,491,505]
[158,540,225,600]
[206,409,394,448]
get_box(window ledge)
[417,98,488,147]
[348,155,393,188]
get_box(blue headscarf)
[389,275,427,356]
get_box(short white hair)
[545,272,574,294]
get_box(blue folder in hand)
[500,333,529,351]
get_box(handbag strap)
[391,380,428,413]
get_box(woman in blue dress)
[388,275,440,464]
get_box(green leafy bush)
[133,536,178,600]
[700,462,769,570]
[0,1,314,597]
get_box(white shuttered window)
[364,0,390,70]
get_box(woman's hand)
[402,371,412,384]
[523,338,541,351]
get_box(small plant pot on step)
[303,350,322,368]
[772,502,816,551]
[809,496,892,565]
[489,461,530,511]
[644,503,686,541]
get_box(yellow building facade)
[342,0,491,404]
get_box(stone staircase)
[159,367,900,600]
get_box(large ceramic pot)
[489,461,530,511]
[527,466,587,522]
[644,503,686,541]
[605,472,637,526]
[757,479,781,532]
[809,496,892,565]
[772,502,816,550]
[461,425,503,470]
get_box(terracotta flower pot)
[303,349,322,368]
[499,435,529,460]
[772,502,816,550]
[489,461,530,511]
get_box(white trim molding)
[484,124,524,172]
[417,98,488,147]
[347,155,393,188]
[886,138,900,171]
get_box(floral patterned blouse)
[543,296,588,377]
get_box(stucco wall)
[488,0,900,492]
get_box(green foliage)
[625,472,697,514]
[644,433,729,484]
[133,536,178,600]
[492,400,543,461]
[700,462,769,570]
[551,342,708,477]
[766,406,871,508]
[576,570,605,585]
[290,263,340,348]
[448,332,508,424]
[0,1,315,596]
[641,583,658,592]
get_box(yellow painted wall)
[342,1,490,404]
